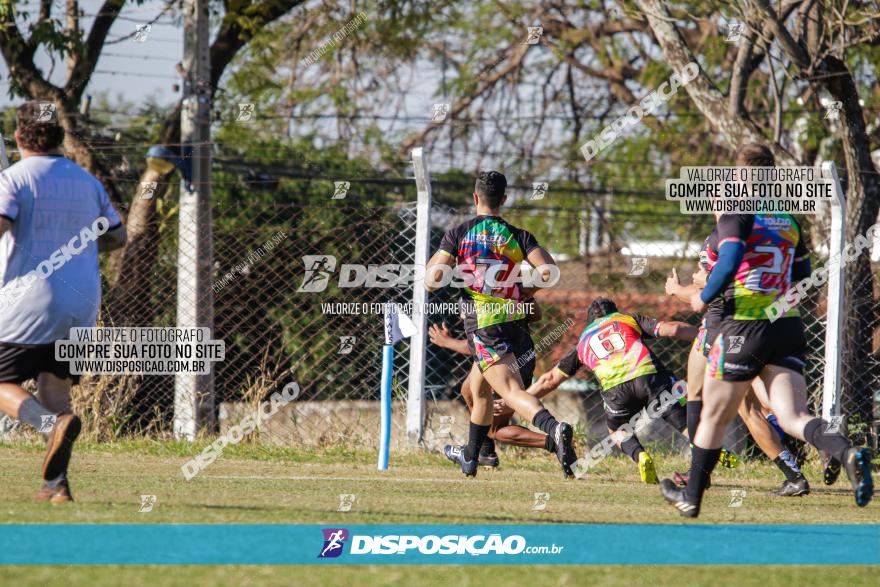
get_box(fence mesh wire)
[9,193,870,463]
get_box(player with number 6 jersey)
[526,298,697,484]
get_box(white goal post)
[821,161,845,422]
[408,148,432,447]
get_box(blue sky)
[0,0,183,108]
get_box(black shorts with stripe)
[601,371,686,432]
[466,320,535,385]
[707,317,806,381]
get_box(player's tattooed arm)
[656,321,699,341]
[522,247,556,295]
[428,323,470,355]
[425,249,455,292]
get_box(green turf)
[0,440,875,584]
[0,565,877,587]
[0,439,873,524]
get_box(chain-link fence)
[10,188,869,463]
[418,205,834,461]
[57,200,420,443]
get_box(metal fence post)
[408,148,432,447]
[174,0,214,440]
[821,161,845,421]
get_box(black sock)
[46,471,67,489]
[686,400,702,441]
[532,408,559,436]
[620,435,644,462]
[773,451,803,482]
[481,436,496,455]
[804,418,850,463]
[464,422,490,461]
[543,434,557,453]
[684,445,722,504]
[17,397,55,432]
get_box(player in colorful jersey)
[525,298,697,484]
[666,234,810,496]
[425,171,577,478]
[661,143,873,518]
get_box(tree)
[0,0,138,201]
[107,0,307,326]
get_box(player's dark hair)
[735,143,775,167]
[474,171,507,209]
[587,297,617,324]
[16,101,64,152]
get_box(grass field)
[0,439,876,585]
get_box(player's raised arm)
[665,267,703,303]
[693,214,750,312]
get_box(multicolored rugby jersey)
[555,312,669,391]
[438,215,540,332]
[700,227,724,325]
[711,214,807,320]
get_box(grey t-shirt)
[0,155,122,345]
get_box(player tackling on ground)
[0,102,126,502]
[425,171,576,477]
[660,143,873,517]
[428,301,564,467]
[526,298,696,483]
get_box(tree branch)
[0,14,63,99]
[65,0,125,103]
[634,0,798,165]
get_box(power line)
[93,69,179,79]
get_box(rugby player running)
[660,143,873,517]
[425,171,577,478]
[525,298,696,484]
[666,235,809,496]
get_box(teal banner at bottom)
[1,524,877,565]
